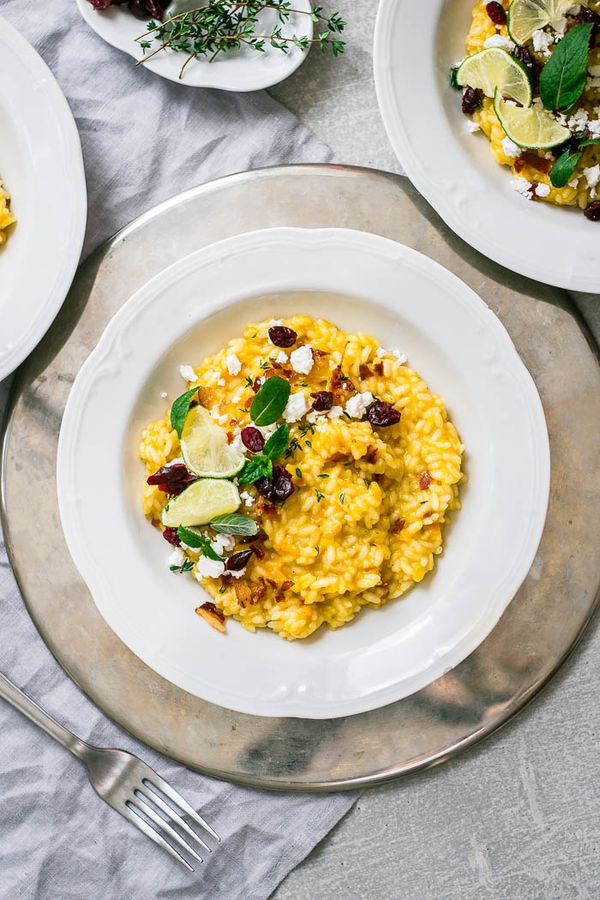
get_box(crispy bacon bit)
[255,495,278,516]
[195,602,226,633]
[364,446,378,464]
[373,361,384,376]
[391,518,406,535]
[251,581,267,604]
[329,366,356,405]
[514,152,551,175]
[419,471,432,490]
[234,581,252,606]
[329,451,351,463]
[359,363,374,379]
[251,545,265,560]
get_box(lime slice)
[457,48,532,106]
[507,0,573,46]
[494,93,570,148]
[161,479,241,528]
[180,405,244,478]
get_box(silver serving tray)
[2,165,599,790]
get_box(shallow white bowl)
[0,16,86,381]
[75,0,312,91]
[374,0,600,293]
[57,227,550,718]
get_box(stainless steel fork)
[0,671,220,870]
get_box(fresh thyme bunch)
[136,1,346,78]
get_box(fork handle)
[0,670,88,759]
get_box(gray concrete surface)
[270,3,600,898]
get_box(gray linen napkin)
[0,2,357,898]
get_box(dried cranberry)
[162,527,181,546]
[255,476,275,500]
[241,426,265,453]
[419,471,432,490]
[584,200,600,221]
[225,550,254,572]
[366,401,401,427]
[575,7,600,25]
[147,463,197,495]
[311,390,334,412]
[462,86,483,115]
[268,326,297,348]
[486,1,506,25]
[272,466,294,503]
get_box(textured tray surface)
[2,165,599,790]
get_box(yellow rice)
[0,180,16,246]
[466,1,600,209]
[139,317,464,640]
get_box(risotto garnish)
[454,1,600,219]
[139,316,464,640]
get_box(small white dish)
[57,227,550,719]
[75,0,312,91]
[374,0,600,293]
[0,16,86,382]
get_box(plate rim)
[0,15,87,381]
[373,0,600,293]
[56,224,551,719]
[74,0,313,91]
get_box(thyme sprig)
[136,1,346,78]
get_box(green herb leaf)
[449,65,460,90]
[250,376,290,426]
[238,455,273,485]
[550,148,582,187]
[170,387,198,438]
[210,513,259,536]
[263,423,289,460]
[170,558,194,574]
[177,526,222,560]
[315,489,324,502]
[539,23,593,111]
[579,138,600,148]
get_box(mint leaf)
[177,526,222,560]
[539,24,593,111]
[210,513,259,536]
[250,376,290,426]
[449,65,460,90]
[579,138,600,148]
[238,456,273,485]
[170,388,198,438]
[550,148,582,187]
[263,423,289,460]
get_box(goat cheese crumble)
[195,557,226,580]
[502,137,522,158]
[179,364,197,382]
[226,353,241,376]
[168,548,186,569]
[289,345,314,375]
[484,35,514,51]
[345,391,374,420]
[283,392,310,423]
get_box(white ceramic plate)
[57,227,550,719]
[374,0,600,293]
[0,17,86,382]
[76,0,312,91]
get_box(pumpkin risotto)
[139,316,463,640]
[0,179,16,246]
[458,1,600,219]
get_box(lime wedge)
[507,0,573,46]
[494,93,570,148]
[180,405,244,478]
[457,48,532,106]
[161,479,241,528]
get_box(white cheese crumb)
[584,164,600,195]
[329,406,344,419]
[306,411,327,425]
[535,182,551,198]
[168,548,186,569]
[532,29,554,55]
[345,391,374,420]
[588,119,600,137]
[268,319,283,328]
[160,391,168,399]
[289,345,314,375]
[375,347,407,364]
[217,378,226,386]
[240,490,255,507]
[258,423,277,440]
[195,556,226,580]
[484,34,514,51]
[283,393,310,423]
[568,178,580,188]
[227,567,247,579]
[502,137,522,159]
[275,350,289,364]
[226,353,241,376]
[466,121,480,133]
[211,411,228,424]
[568,108,589,131]
[179,364,197,382]
[210,534,235,556]
[230,431,247,456]
[511,177,533,200]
